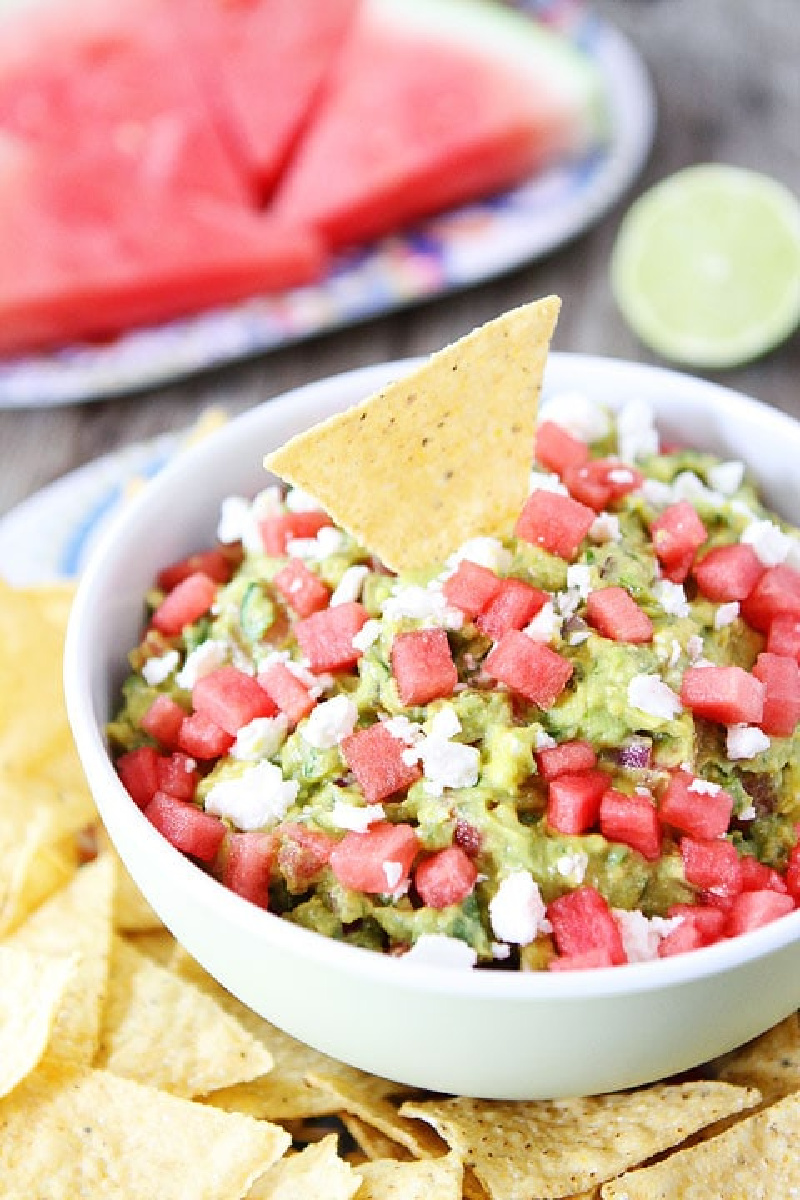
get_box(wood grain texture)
[1,0,798,518]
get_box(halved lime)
[611,164,800,368]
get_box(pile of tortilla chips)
[1,574,798,1197]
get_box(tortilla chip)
[401,1082,761,1199]
[264,297,560,572]
[0,945,76,1099]
[125,927,178,965]
[307,1071,446,1159]
[95,935,274,1097]
[354,1149,463,1200]
[246,1133,361,1200]
[93,829,164,932]
[4,854,115,1064]
[601,1091,800,1199]
[0,1060,289,1199]
[175,949,412,1121]
[0,807,78,936]
[709,1012,800,1102]
[340,1113,413,1162]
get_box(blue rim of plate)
[0,5,656,409]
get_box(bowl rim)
[64,351,800,1001]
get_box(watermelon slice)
[272,0,607,250]
[170,0,361,197]
[0,0,323,355]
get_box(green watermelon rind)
[371,0,609,149]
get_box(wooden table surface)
[1,0,798,524]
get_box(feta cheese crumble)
[176,639,228,690]
[616,398,659,463]
[231,714,289,761]
[555,851,589,885]
[488,872,551,945]
[330,564,369,606]
[727,724,771,760]
[141,650,179,687]
[351,618,382,652]
[708,460,745,496]
[687,777,721,796]
[287,525,347,561]
[301,695,358,749]
[714,601,740,629]
[741,519,791,567]
[382,584,463,630]
[382,861,403,891]
[589,512,621,543]
[566,563,592,599]
[285,487,324,513]
[404,934,477,969]
[528,470,569,496]
[613,909,683,963]
[627,675,683,720]
[654,579,690,618]
[524,600,560,644]
[328,801,386,833]
[539,390,610,443]
[205,761,298,831]
[446,537,512,576]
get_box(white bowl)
[64,353,800,1099]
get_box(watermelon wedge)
[0,129,323,357]
[170,0,361,197]
[0,0,324,356]
[272,0,607,250]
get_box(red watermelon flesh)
[0,0,248,206]
[170,0,361,197]
[0,135,322,356]
[272,0,605,250]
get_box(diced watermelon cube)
[599,788,661,860]
[222,830,274,909]
[680,665,764,725]
[786,842,800,902]
[273,559,331,617]
[658,770,733,840]
[680,836,743,896]
[666,902,727,945]
[586,586,653,643]
[177,711,235,760]
[656,920,704,958]
[739,855,788,893]
[151,571,218,636]
[140,694,187,750]
[116,745,163,809]
[156,751,199,802]
[536,739,596,781]
[414,845,478,909]
[145,792,225,862]
[514,490,595,561]
[442,559,503,619]
[191,665,277,735]
[341,723,422,803]
[767,614,800,662]
[391,627,458,707]
[741,564,800,632]
[258,511,333,556]
[534,420,588,476]
[661,547,696,585]
[295,601,369,672]
[476,578,548,639]
[329,822,420,894]
[725,890,795,937]
[564,459,643,510]
[752,652,800,737]
[650,501,707,569]
[276,822,336,892]
[256,662,316,724]
[156,548,235,592]
[547,770,610,835]
[547,886,627,965]
[483,630,573,708]
[692,543,765,602]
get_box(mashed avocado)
[110,396,800,970]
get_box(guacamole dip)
[109,393,800,970]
